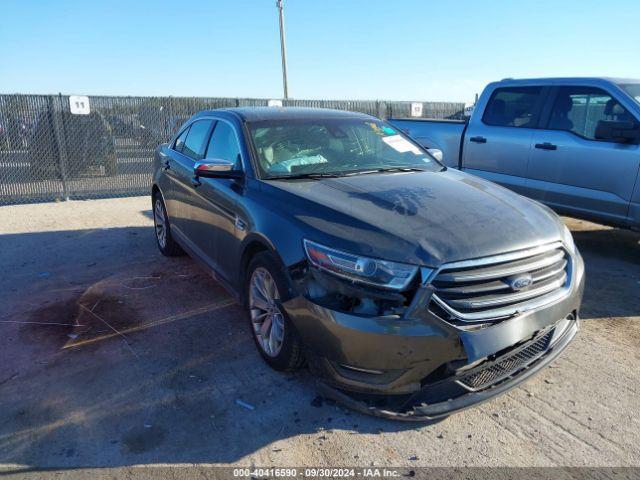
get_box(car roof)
[493,77,640,87]
[195,107,377,122]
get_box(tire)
[152,192,184,257]
[245,251,305,371]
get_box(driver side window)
[547,87,636,141]
[206,121,242,169]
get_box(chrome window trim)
[426,241,574,322]
[171,116,247,172]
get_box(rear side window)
[546,86,636,140]
[206,121,242,168]
[483,87,543,128]
[173,127,190,152]
[182,120,214,160]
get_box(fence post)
[48,94,70,200]
[377,101,387,119]
[167,95,174,124]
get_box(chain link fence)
[0,94,465,205]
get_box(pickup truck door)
[462,86,547,195]
[525,86,640,225]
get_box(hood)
[264,169,564,267]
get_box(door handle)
[535,142,557,151]
[470,136,487,144]
[190,177,201,188]
[162,160,171,171]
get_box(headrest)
[604,99,624,116]
[554,94,573,113]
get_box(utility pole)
[276,0,289,99]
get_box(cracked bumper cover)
[281,250,585,418]
[317,317,578,421]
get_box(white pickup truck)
[389,77,640,230]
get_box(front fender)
[240,213,306,270]
[235,184,309,292]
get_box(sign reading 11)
[69,95,90,115]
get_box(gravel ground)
[0,196,638,476]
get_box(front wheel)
[245,252,304,371]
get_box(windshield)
[620,83,640,106]
[247,118,442,179]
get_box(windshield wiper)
[267,172,343,180]
[344,166,428,176]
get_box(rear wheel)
[153,193,184,257]
[245,252,304,371]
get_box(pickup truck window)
[482,87,542,128]
[182,119,214,160]
[620,83,640,106]
[546,87,636,141]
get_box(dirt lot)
[0,196,638,475]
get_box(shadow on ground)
[0,216,638,468]
[571,224,640,321]
[0,225,421,469]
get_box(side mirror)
[595,121,640,144]
[427,148,444,162]
[194,159,243,179]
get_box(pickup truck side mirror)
[595,121,640,144]
[427,148,444,162]
[194,159,243,179]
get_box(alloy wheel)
[154,198,167,248]
[249,267,285,357]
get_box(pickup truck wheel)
[153,194,184,257]
[246,252,304,371]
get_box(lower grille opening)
[456,329,555,391]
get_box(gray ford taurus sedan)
[151,107,584,419]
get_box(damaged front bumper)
[316,316,578,421]
[281,248,585,419]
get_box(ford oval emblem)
[507,274,533,291]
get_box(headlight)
[303,240,418,290]
[562,224,576,253]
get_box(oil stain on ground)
[18,263,230,354]
[20,293,140,352]
[20,299,80,349]
[122,425,167,454]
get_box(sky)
[1,0,638,104]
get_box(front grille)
[457,329,554,391]
[429,242,570,322]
